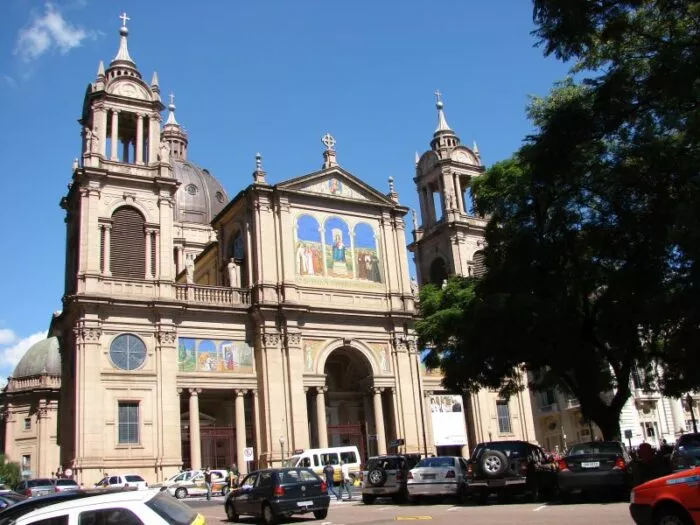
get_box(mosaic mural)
[178,338,254,373]
[297,176,369,201]
[302,339,326,372]
[368,343,391,373]
[295,215,382,283]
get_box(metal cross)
[322,133,336,151]
[434,89,442,104]
[169,92,175,106]
[119,12,130,28]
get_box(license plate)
[488,479,506,487]
[422,474,435,480]
[581,461,600,468]
[297,500,313,507]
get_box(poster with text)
[430,394,468,446]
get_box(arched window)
[110,206,145,278]
[429,258,448,286]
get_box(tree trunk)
[589,406,622,441]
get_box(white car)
[166,469,228,499]
[407,456,469,502]
[0,488,205,525]
[94,474,148,490]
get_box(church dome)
[12,337,61,379]
[172,160,228,224]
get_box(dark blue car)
[224,467,330,524]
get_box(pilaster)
[256,331,286,463]
[285,330,310,450]
[156,327,180,478]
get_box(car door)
[189,474,205,496]
[235,473,259,515]
[251,471,274,511]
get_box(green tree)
[0,455,21,489]
[417,0,700,440]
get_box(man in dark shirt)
[204,467,212,501]
[323,462,340,501]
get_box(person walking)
[338,460,353,501]
[204,467,212,501]
[323,461,340,501]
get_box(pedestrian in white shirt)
[338,460,353,500]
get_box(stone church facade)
[1,17,537,482]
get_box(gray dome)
[13,337,61,378]
[172,160,228,224]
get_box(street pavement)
[186,495,634,524]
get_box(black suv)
[670,432,700,472]
[361,454,421,504]
[466,440,557,503]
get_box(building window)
[110,206,146,279]
[109,334,147,371]
[496,400,512,434]
[23,418,31,431]
[118,402,139,444]
[21,455,31,473]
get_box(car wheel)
[655,508,693,525]
[262,503,277,525]
[480,450,509,478]
[225,502,239,522]
[313,509,328,519]
[362,494,376,504]
[367,466,388,487]
[174,487,187,500]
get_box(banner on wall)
[430,394,468,446]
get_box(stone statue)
[447,190,456,210]
[185,258,194,284]
[159,139,170,163]
[410,277,419,297]
[84,126,100,154]
[411,209,418,231]
[227,258,238,288]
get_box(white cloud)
[14,3,90,62]
[0,329,16,346]
[0,331,48,376]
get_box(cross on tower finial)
[169,92,175,106]
[434,89,442,104]
[119,12,130,28]
[322,133,336,151]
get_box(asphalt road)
[186,495,634,524]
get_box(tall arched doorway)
[307,346,395,461]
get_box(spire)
[166,92,178,125]
[321,133,338,169]
[112,12,135,66]
[415,151,420,165]
[253,152,267,184]
[473,140,481,162]
[97,60,105,78]
[151,71,159,89]
[387,176,399,204]
[434,89,452,132]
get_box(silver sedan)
[406,456,469,502]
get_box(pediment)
[106,78,152,101]
[277,168,394,205]
[450,146,480,167]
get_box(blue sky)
[0,1,569,379]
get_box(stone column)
[373,387,387,455]
[158,197,175,282]
[316,387,329,448]
[4,403,14,464]
[153,230,160,279]
[671,398,685,437]
[110,110,119,161]
[423,390,435,456]
[122,138,130,164]
[103,224,112,276]
[189,389,202,470]
[285,331,310,451]
[145,228,153,279]
[37,404,47,477]
[235,389,248,475]
[136,114,144,164]
[252,390,262,468]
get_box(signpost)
[624,429,633,449]
[243,447,254,472]
[389,438,405,449]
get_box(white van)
[282,446,361,483]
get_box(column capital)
[73,325,102,343]
[234,389,248,397]
[262,332,281,347]
[285,331,302,347]
[136,113,144,120]
[317,386,328,394]
[189,388,201,396]
[371,386,384,395]
[177,388,183,395]
[156,330,176,346]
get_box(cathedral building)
[1,16,537,483]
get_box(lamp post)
[687,394,698,434]
[279,436,286,463]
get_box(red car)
[630,466,700,525]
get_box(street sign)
[624,430,633,439]
[243,447,254,462]
[389,438,405,448]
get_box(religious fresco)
[368,343,391,373]
[302,339,327,372]
[294,215,383,284]
[177,338,254,373]
[296,176,369,201]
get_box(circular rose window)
[109,334,147,371]
[186,184,198,195]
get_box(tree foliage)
[417,0,700,440]
[0,455,21,488]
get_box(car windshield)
[27,479,53,487]
[282,456,300,467]
[568,442,622,456]
[678,434,700,449]
[145,491,198,525]
[415,457,455,468]
[472,442,525,460]
[55,480,77,486]
[125,476,144,482]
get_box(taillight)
[320,481,327,492]
[54,486,60,493]
[557,459,569,472]
[613,457,626,470]
[273,485,285,497]
[395,471,402,481]
[24,489,31,497]
[407,472,413,480]
[519,462,528,474]
[445,470,456,479]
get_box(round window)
[109,334,147,371]
[216,191,225,203]
[186,184,198,195]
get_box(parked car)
[466,440,557,503]
[53,479,80,492]
[670,432,700,472]
[0,493,26,510]
[282,446,362,483]
[407,456,469,503]
[0,488,204,525]
[166,469,228,499]
[94,474,148,490]
[361,454,422,504]
[557,441,633,500]
[224,467,330,524]
[14,479,57,498]
[630,465,700,525]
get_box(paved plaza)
[186,497,633,525]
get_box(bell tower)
[62,12,178,296]
[408,92,486,285]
